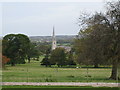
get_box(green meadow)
[2,60,118,83]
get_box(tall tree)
[41,54,50,67]
[2,34,30,66]
[41,48,51,67]
[75,1,120,80]
[50,47,66,67]
[27,43,40,63]
[104,1,120,80]
[74,24,105,67]
[66,50,76,66]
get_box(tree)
[50,47,66,67]
[82,14,109,68]
[41,48,51,67]
[2,34,30,66]
[74,24,104,67]
[75,1,120,80]
[27,43,40,63]
[16,34,31,64]
[41,54,51,67]
[66,50,76,66]
[103,1,120,80]
[2,55,10,69]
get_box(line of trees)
[74,1,120,80]
[2,34,40,66]
[41,47,76,67]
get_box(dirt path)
[1,82,119,87]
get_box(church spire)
[52,26,57,50]
[53,26,55,37]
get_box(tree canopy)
[2,34,30,66]
[74,1,120,80]
[50,47,66,67]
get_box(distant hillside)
[29,35,76,43]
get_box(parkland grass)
[2,60,117,83]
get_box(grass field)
[2,60,118,83]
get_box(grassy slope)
[2,60,117,83]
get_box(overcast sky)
[0,1,111,36]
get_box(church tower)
[52,26,57,50]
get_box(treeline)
[2,34,41,66]
[29,35,75,44]
[2,34,75,67]
[41,47,76,67]
[74,1,120,80]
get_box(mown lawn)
[2,60,118,83]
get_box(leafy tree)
[66,50,76,66]
[2,55,10,69]
[74,30,93,66]
[103,1,120,80]
[41,54,51,67]
[2,34,30,66]
[75,1,120,80]
[50,48,66,67]
[27,43,40,63]
[77,15,109,67]
[41,48,51,67]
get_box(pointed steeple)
[52,26,57,50]
[53,26,55,37]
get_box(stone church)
[51,26,71,52]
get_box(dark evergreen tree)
[2,34,30,66]
[41,48,51,67]
[41,54,50,67]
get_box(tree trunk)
[28,58,30,63]
[11,62,15,66]
[109,60,118,80]
[2,64,5,69]
[28,59,30,63]
[94,60,99,68]
[94,63,98,68]
[28,56,30,63]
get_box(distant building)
[51,26,71,52]
[57,46,71,52]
